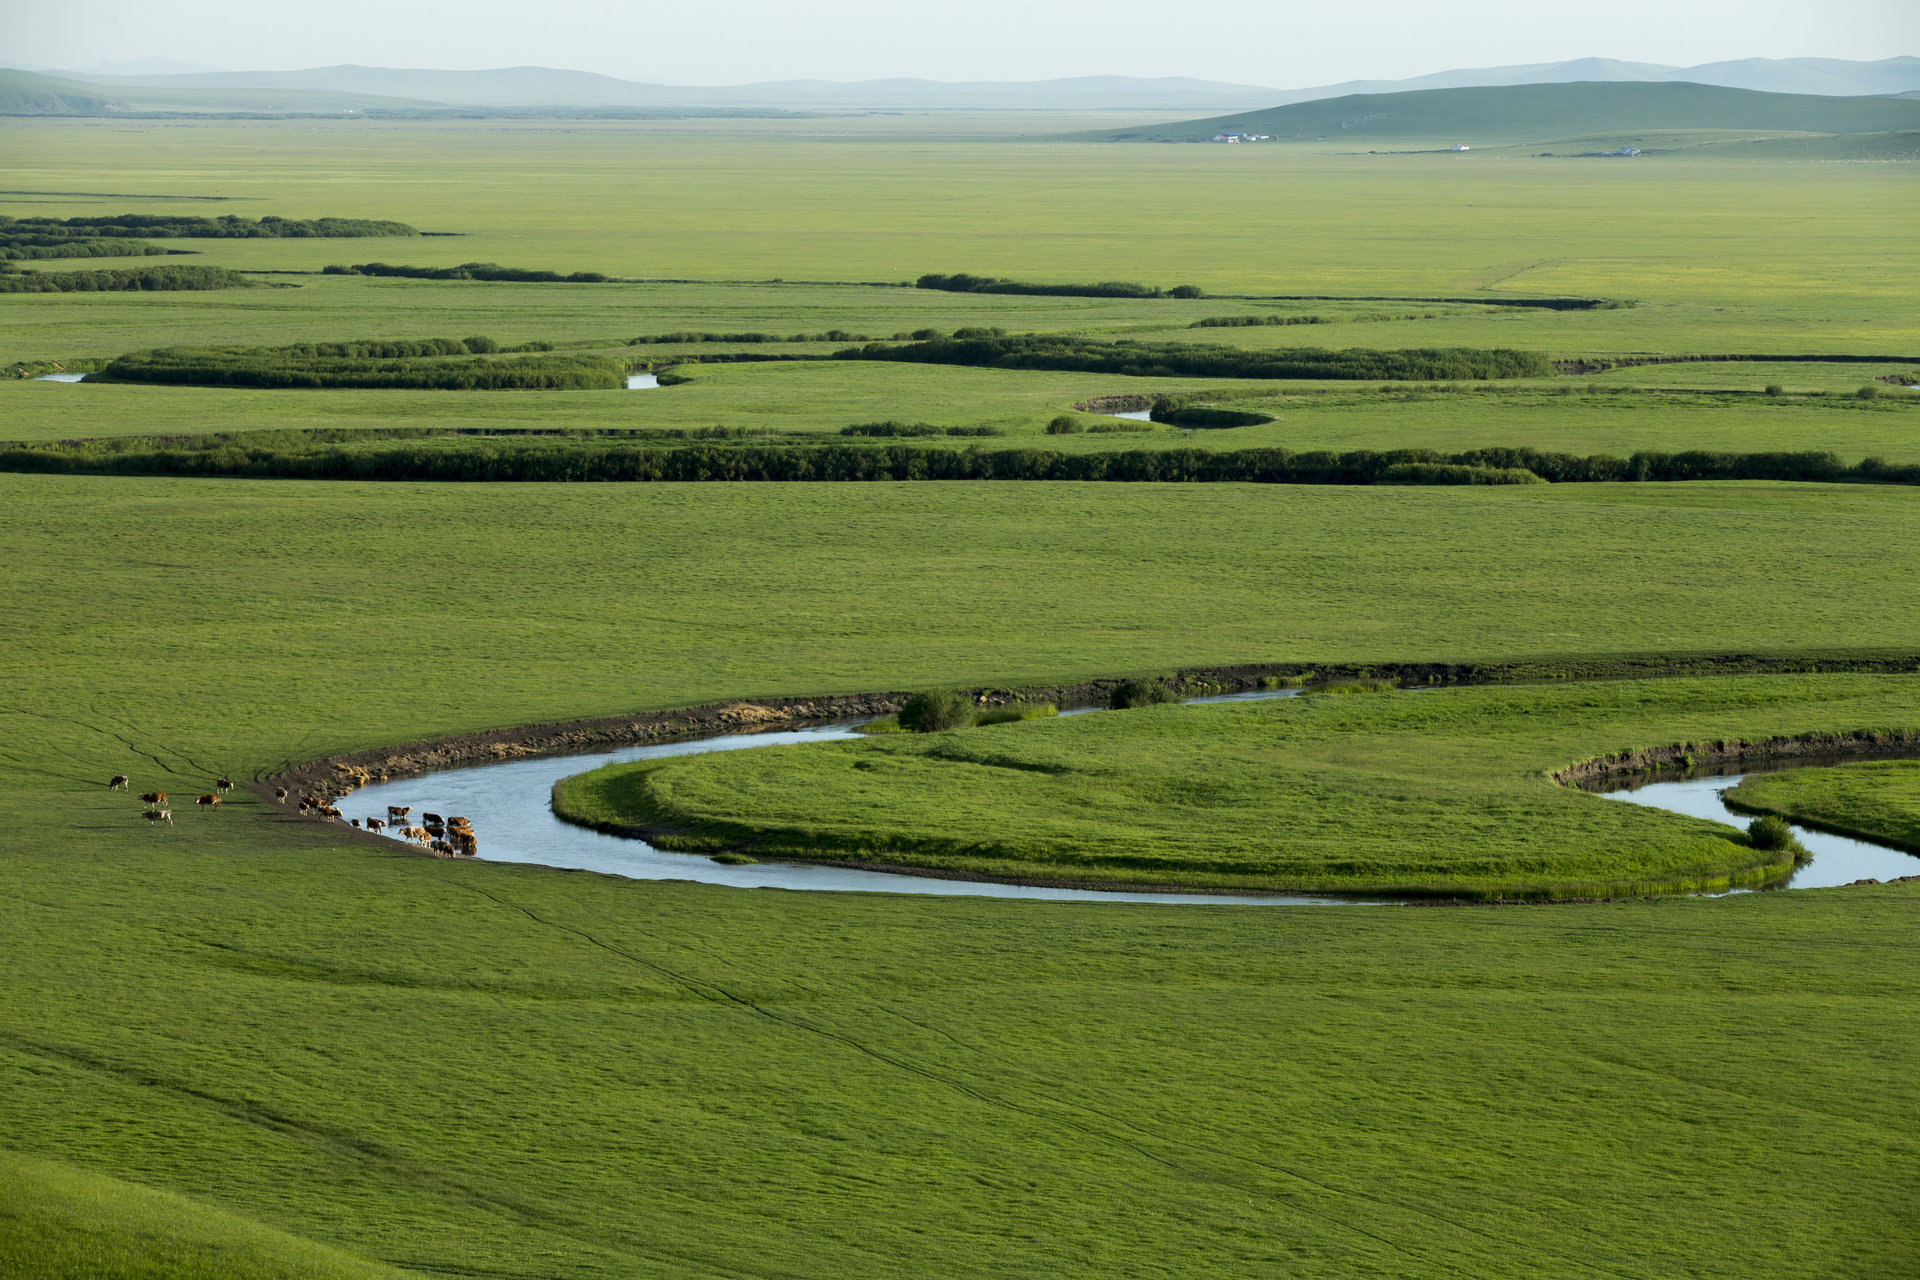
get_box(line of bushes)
[915,272,1204,299]
[324,262,611,283]
[4,440,1913,487]
[0,214,416,239]
[98,338,624,390]
[0,265,257,293]
[838,334,1555,381]
[0,236,181,261]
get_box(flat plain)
[3,109,1919,1279]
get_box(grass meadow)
[4,110,1919,1277]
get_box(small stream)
[338,691,1920,901]
[627,373,659,390]
[1597,765,1920,888]
[32,373,87,383]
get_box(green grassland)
[3,472,1920,1276]
[1729,760,1920,852]
[6,105,1920,1277]
[553,675,1920,896]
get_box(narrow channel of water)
[337,690,1920,901]
[1598,768,1920,888]
[627,373,659,390]
[33,373,87,383]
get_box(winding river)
[339,690,1920,902]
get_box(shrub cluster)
[325,262,611,283]
[916,272,1203,299]
[838,334,1554,382]
[0,265,256,293]
[0,236,176,262]
[1109,679,1183,710]
[840,422,1004,438]
[99,337,624,391]
[899,690,974,733]
[1747,815,1795,852]
[1190,314,1330,328]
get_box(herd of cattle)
[108,773,229,825]
[110,773,478,858]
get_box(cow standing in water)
[387,805,411,824]
[365,817,386,833]
[107,775,130,791]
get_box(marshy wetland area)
[4,93,1920,1280]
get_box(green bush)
[898,689,974,732]
[1045,415,1083,435]
[1109,679,1182,710]
[1747,815,1795,851]
[1380,462,1547,486]
[0,265,255,294]
[1857,385,1880,400]
[1764,384,1785,396]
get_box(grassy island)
[555,674,1920,897]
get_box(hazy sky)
[14,0,1919,86]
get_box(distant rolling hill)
[34,65,1291,112]
[0,68,439,116]
[1256,55,1920,104]
[1082,81,1920,144]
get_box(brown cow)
[322,806,343,819]
[274,787,289,802]
[421,812,443,826]
[139,791,166,806]
[108,775,130,791]
[143,808,172,825]
[365,817,386,833]
[387,805,411,822]
[196,794,222,809]
[216,778,233,793]
[429,839,453,857]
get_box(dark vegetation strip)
[837,335,1554,381]
[6,439,1918,486]
[914,273,1629,311]
[1559,353,1920,373]
[0,214,416,239]
[840,422,1005,438]
[0,237,185,261]
[916,272,1204,299]
[97,336,624,391]
[0,265,257,293]
[630,329,876,345]
[324,262,612,283]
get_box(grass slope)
[1090,80,1920,143]
[0,1151,417,1280]
[555,675,1920,895]
[1728,760,1920,852]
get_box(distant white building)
[1616,146,1642,157]
[1210,133,1272,144]
[1450,144,1471,152]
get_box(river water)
[338,691,1920,901]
